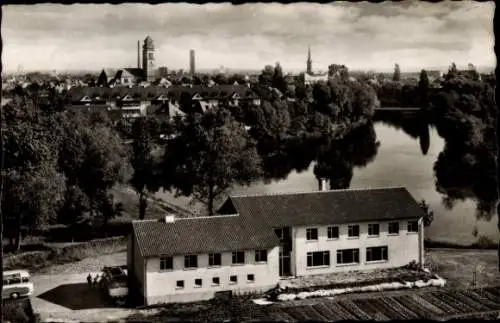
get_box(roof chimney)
[318,178,328,192]
[165,214,175,223]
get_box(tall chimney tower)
[137,41,140,69]
[190,49,195,75]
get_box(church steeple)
[307,46,312,75]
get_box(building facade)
[128,187,425,306]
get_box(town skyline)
[2,1,495,73]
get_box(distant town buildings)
[66,84,261,121]
[97,36,157,87]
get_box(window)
[176,280,184,289]
[209,253,222,267]
[348,225,360,238]
[230,275,238,284]
[160,256,173,271]
[306,251,330,267]
[212,277,220,286]
[408,220,419,233]
[184,255,198,269]
[21,277,29,283]
[366,246,388,262]
[337,249,360,265]
[194,278,202,288]
[388,222,400,235]
[368,224,380,236]
[306,228,318,240]
[327,226,339,239]
[255,250,268,263]
[232,251,245,264]
[247,274,255,283]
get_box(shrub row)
[4,236,127,272]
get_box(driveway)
[30,252,159,323]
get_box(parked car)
[100,266,128,306]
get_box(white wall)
[293,219,421,277]
[132,234,145,296]
[144,247,279,305]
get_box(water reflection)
[374,109,498,240]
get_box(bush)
[4,236,127,272]
[475,235,496,249]
[405,260,420,271]
[2,301,31,323]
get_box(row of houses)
[67,84,262,120]
[128,186,425,305]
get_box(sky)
[2,1,495,73]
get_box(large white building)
[128,186,425,305]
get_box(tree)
[2,96,65,250]
[418,70,430,107]
[163,108,262,215]
[392,63,401,82]
[57,110,129,233]
[213,73,229,85]
[328,64,349,81]
[430,70,498,268]
[258,65,274,87]
[130,116,162,220]
[272,63,287,93]
[418,199,434,227]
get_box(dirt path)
[36,252,127,276]
[30,252,154,323]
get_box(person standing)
[94,275,100,289]
[87,274,92,288]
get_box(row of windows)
[306,246,389,267]
[160,250,268,271]
[305,221,419,241]
[175,274,256,289]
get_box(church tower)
[306,46,312,75]
[142,36,156,82]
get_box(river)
[156,121,499,245]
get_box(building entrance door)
[279,252,292,277]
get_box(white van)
[2,270,34,299]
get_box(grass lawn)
[426,249,500,289]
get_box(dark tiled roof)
[67,85,258,102]
[217,187,424,228]
[116,68,144,79]
[132,215,280,258]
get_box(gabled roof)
[101,68,118,78]
[217,187,424,228]
[132,215,280,258]
[115,68,143,80]
[66,85,258,103]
